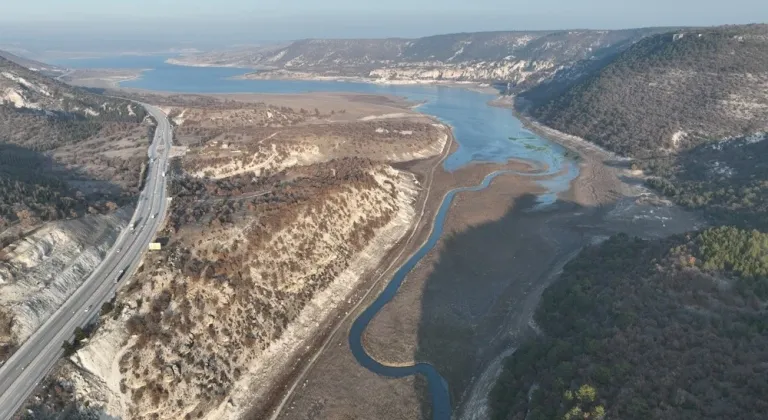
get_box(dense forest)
[491,228,768,420]
[522,24,768,157]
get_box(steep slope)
[170,29,669,85]
[491,229,768,420]
[72,159,421,419]
[523,24,768,157]
[517,24,768,231]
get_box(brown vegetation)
[114,157,410,418]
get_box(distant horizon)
[2,17,766,60]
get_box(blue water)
[55,55,579,418]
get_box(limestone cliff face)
[0,208,131,356]
[368,59,558,85]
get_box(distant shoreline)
[165,57,500,94]
[61,68,149,89]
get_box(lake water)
[53,55,579,419]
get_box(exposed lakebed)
[56,55,580,419]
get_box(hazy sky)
[2,0,767,51]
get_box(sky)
[2,0,767,52]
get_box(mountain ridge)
[169,28,676,86]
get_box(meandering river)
[56,55,580,419]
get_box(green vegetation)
[61,325,98,357]
[516,25,768,231]
[0,144,90,230]
[494,24,768,420]
[491,229,768,420]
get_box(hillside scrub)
[0,56,150,235]
[525,25,768,157]
[182,119,443,178]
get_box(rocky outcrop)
[0,207,131,352]
[368,59,558,85]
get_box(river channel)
[56,55,580,418]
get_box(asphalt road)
[0,104,173,419]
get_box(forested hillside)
[0,54,149,233]
[522,24,768,157]
[491,228,768,420]
[642,132,768,231]
[0,145,94,232]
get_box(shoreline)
[164,57,499,93]
[62,68,149,89]
[488,95,625,163]
[230,72,499,93]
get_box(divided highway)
[0,104,173,419]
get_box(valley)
[4,21,768,420]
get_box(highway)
[0,104,173,419]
